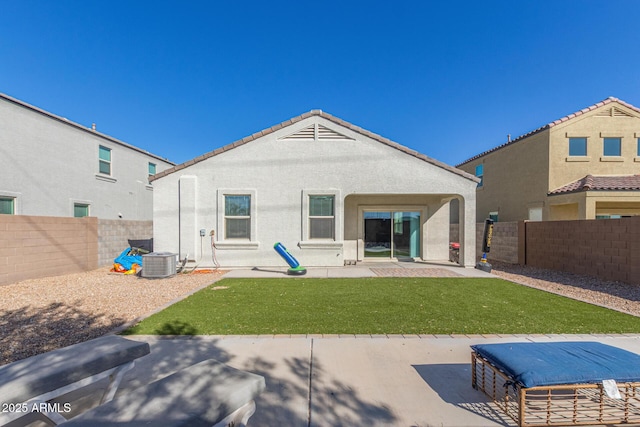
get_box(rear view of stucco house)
[151,110,479,268]
[0,93,174,220]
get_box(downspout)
[178,180,181,261]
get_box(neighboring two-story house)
[0,93,174,220]
[457,97,640,222]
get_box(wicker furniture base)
[472,351,640,427]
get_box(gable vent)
[595,106,634,118]
[279,124,355,141]
[281,125,316,140]
[317,125,353,140]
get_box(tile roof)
[151,110,479,183]
[456,97,640,167]
[549,175,640,195]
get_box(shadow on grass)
[0,301,127,365]
[154,320,197,335]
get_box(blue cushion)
[472,341,640,388]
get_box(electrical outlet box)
[199,229,206,237]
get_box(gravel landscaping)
[2,263,639,365]
[0,268,226,365]
[491,262,640,317]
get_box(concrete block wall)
[0,216,98,286]
[450,221,519,264]
[524,217,640,285]
[98,219,153,266]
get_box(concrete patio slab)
[116,334,640,427]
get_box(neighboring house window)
[74,203,89,218]
[489,211,499,222]
[148,162,156,183]
[225,195,251,239]
[637,138,640,156]
[309,195,335,239]
[603,137,621,156]
[99,146,112,175]
[569,137,587,156]
[596,215,622,219]
[0,197,14,215]
[475,164,484,187]
[528,207,543,221]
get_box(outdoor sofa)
[471,341,640,427]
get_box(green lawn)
[123,277,640,335]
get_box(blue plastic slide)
[273,242,307,275]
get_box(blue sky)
[3,1,640,167]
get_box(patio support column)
[459,194,476,268]
[424,201,450,261]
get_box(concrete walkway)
[113,265,639,426]
[223,260,496,279]
[120,334,640,427]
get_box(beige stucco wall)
[548,104,640,192]
[458,130,550,222]
[460,101,640,222]
[548,191,640,220]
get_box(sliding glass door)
[364,211,420,258]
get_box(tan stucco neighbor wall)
[459,99,640,222]
[458,130,550,222]
[548,191,640,220]
[548,108,640,192]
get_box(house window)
[224,195,251,239]
[309,195,335,239]
[528,207,543,221]
[74,203,89,218]
[489,211,499,222]
[148,162,156,184]
[0,197,14,215]
[637,138,640,156]
[603,137,621,156]
[99,146,112,175]
[475,164,484,187]
[569,137,587,156]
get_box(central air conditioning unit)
[142,252,177,278]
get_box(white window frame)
[73,203,90,218]
[98,145,112,175]
[0,191,20,215]
[70,199,92,218]
[148,162,156,178]
[300,189,342,249]
[0,196,15,215]
[308,195,335,240]
[216,189,258,249]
